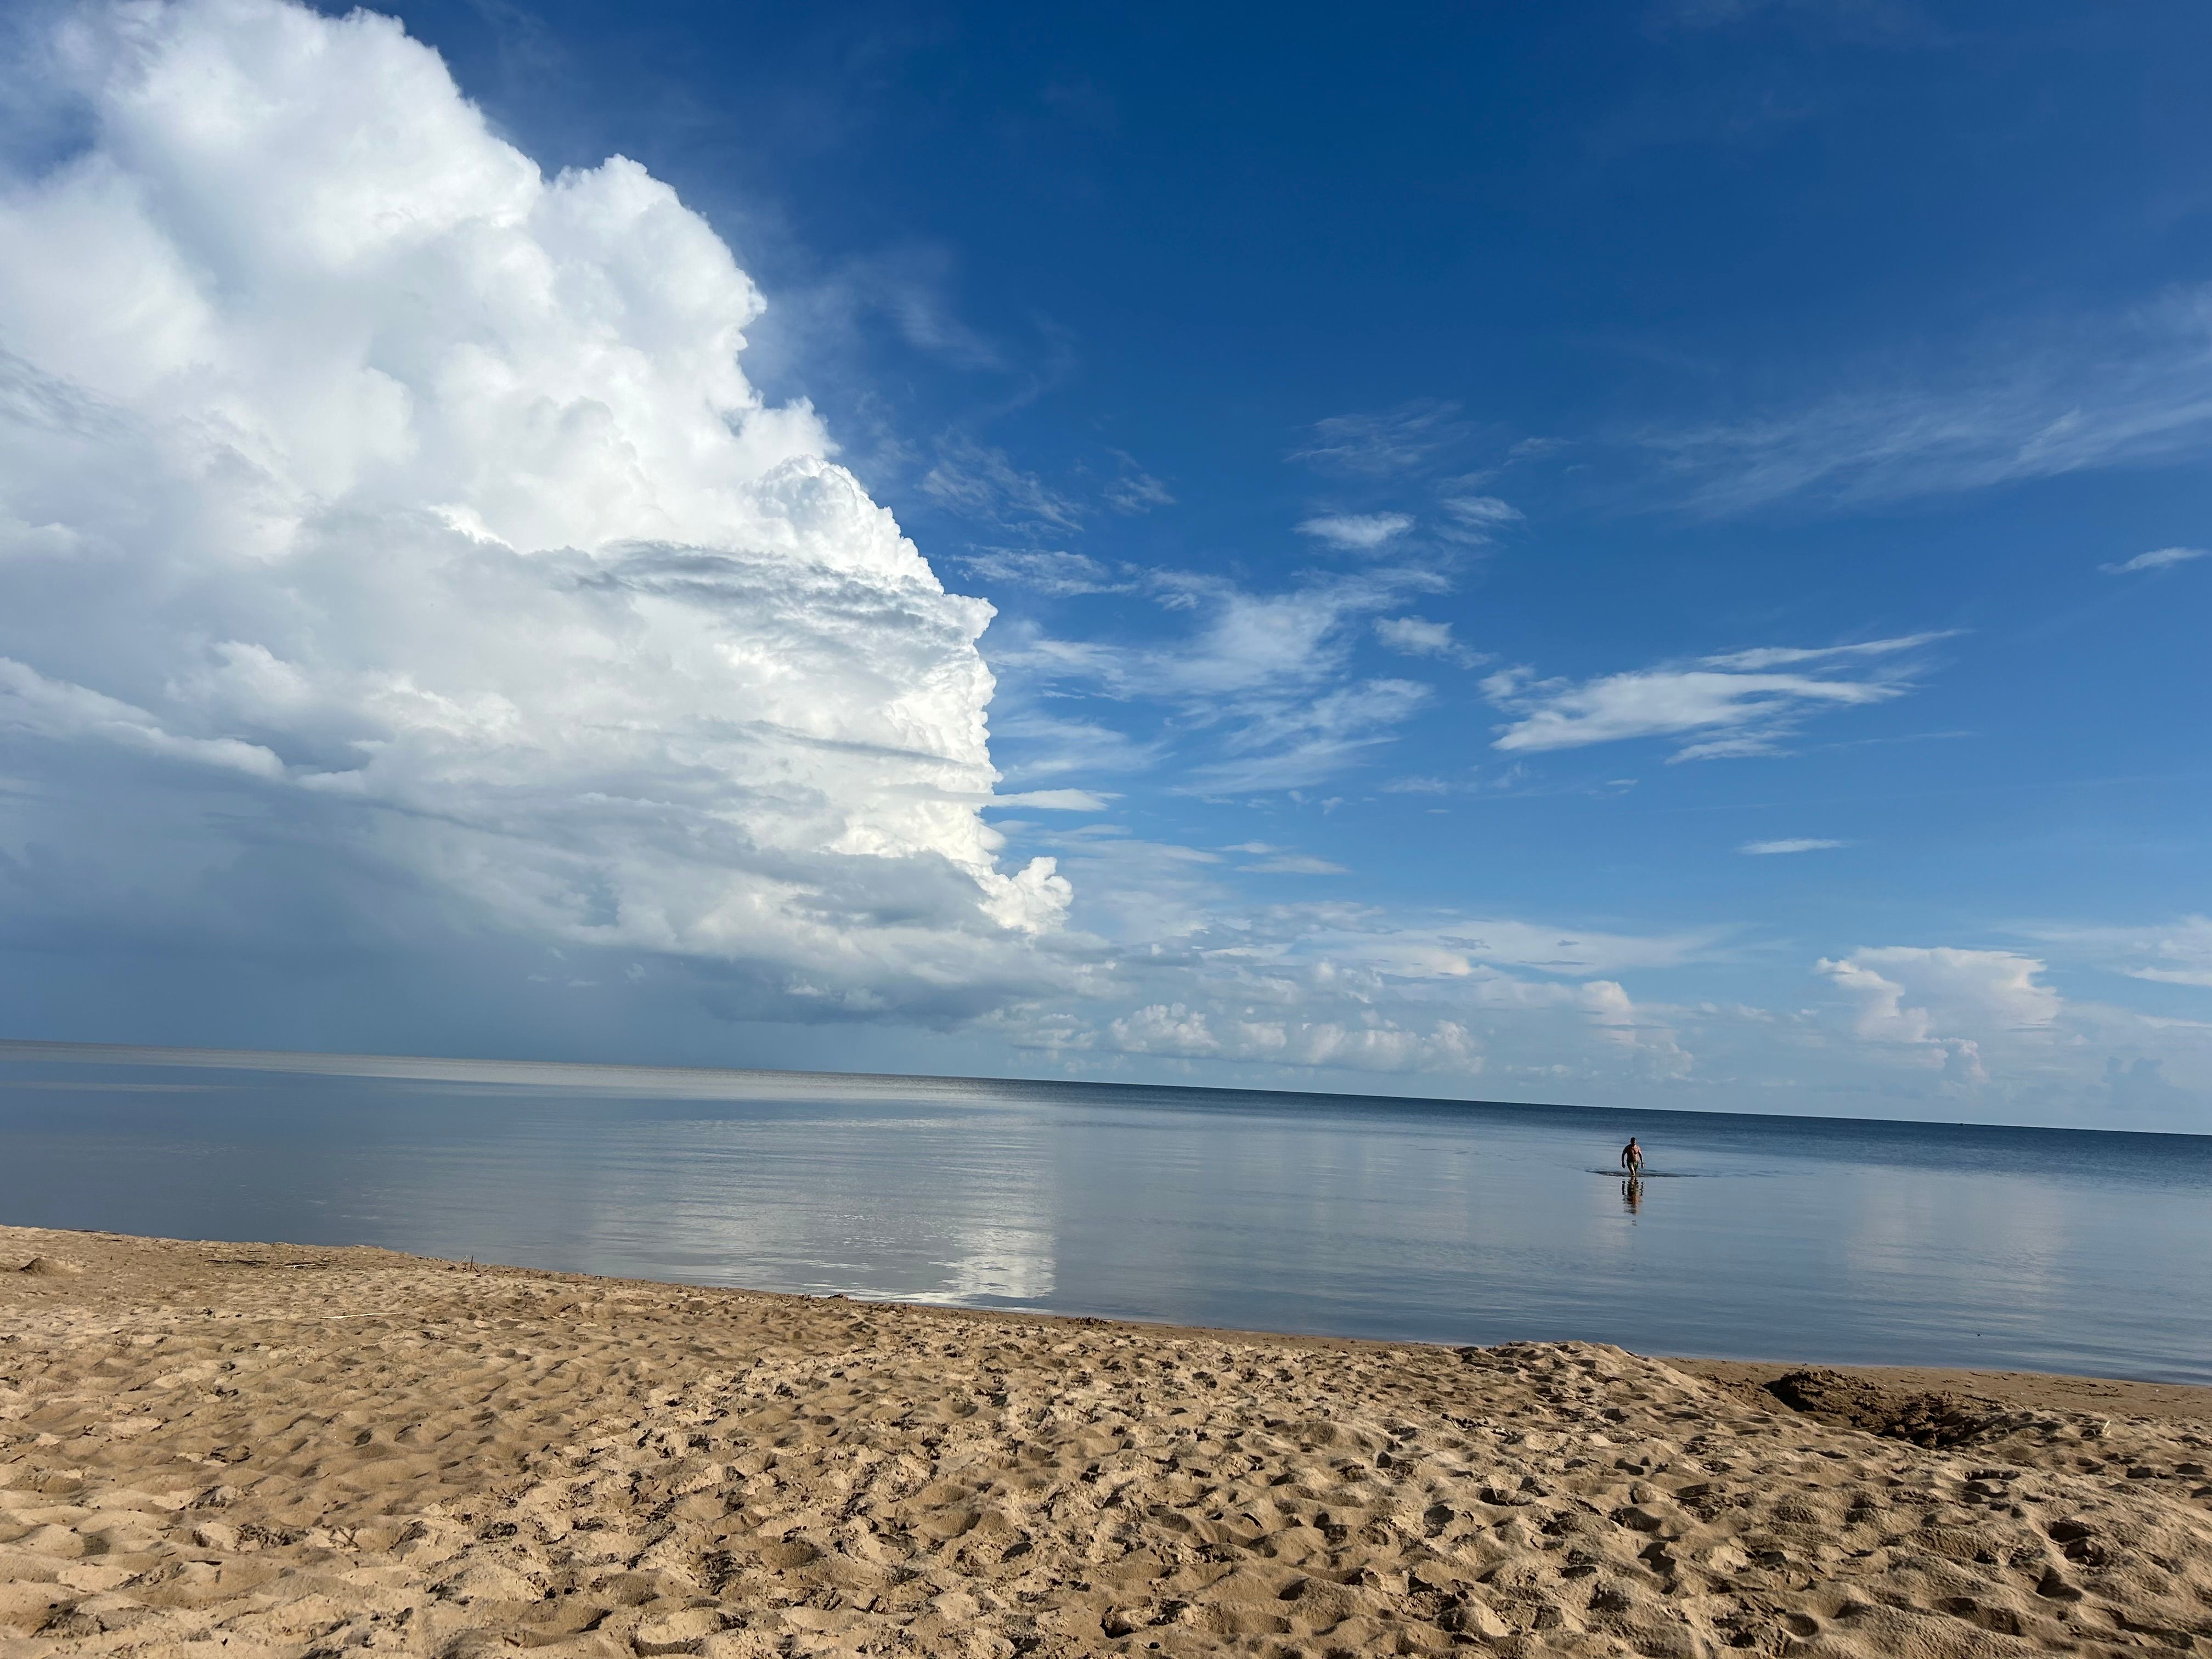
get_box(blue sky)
[1,0,2207,1125]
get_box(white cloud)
[1817,946,2061,1084]
[1700,632,1955,670]
[996,570,1444,793]
[1437,495,1524,540]
[920,434,1081,531]
[1318,916,1720,978]
[1103,469,1174,514]
[985,706,1165,780]
[989,789,1114,811]
[1376,616,1450,656]
[1814,946,2052,1053]
[1239,854,1347,875]
[1483,633,1939,759]
[1288,400,1468,476]
[1182,677,1431,794]
[0,0,1074,1020]
[1074,902,1708,1086]
[1108,1002,1479,1076]
[1741,837,1849,854]
[2025,916,2212,990]
[956,548,1126,596]
[787,246,1005,373]
[1660,0,1938,41]
[1296,511,1413,550]
[1374,616,1482,665]
[1644,287,2212,512]
[2101,545,2208,575]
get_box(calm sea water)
[1,1041,2205,1383]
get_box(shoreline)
[11,1219,2209,1408]
[5,1222,2210,1656]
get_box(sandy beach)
[3,1226,2209,1657]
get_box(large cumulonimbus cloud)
[0,0,1071,1020]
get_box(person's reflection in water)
[1621,1176,1644,1214]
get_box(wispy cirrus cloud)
[1103,467,1175,514]
[1226,844,1348,875]
[1374,616,1485,667]
[1483,632,1948,759]
[955,548,1128,596]
[1289,399,1469,477]
[1657,0,1940,43]
[1643,289,2212,514]
[1182,676,1432,794]
[2101,546,2208,575]
[2022,916,2212,990]
[920,435,1082,531]
[1437,494,1525,541]
[993,569,1445,793]
[986,707,1166,781]
[1741,837,1849,854]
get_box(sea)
[1,1041,2205,1383]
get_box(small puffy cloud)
[1374,616,1483,665]
[956,548,1126,596]
[1108,1003,1479,1075]
[1741,838,1849,854]
[1296,511,1413,550]
[1483,633,1940,759]
[1109,1002,1221,1057]
[0,0,1073,1023]
[2101,546,2208,575]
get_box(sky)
[1,0,2208,1128]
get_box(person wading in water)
[1620,1136,1645,1175]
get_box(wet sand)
[3,1224,2209,1656]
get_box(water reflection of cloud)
[528,1105,1064,1308]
